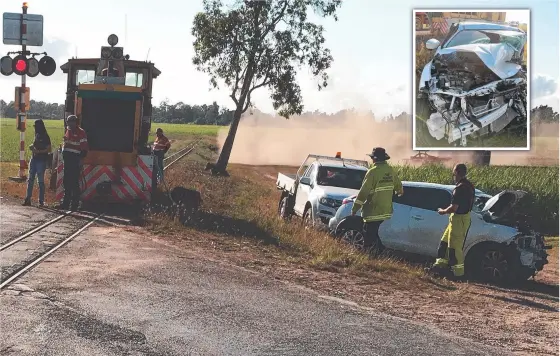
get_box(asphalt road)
[0,200,506,356]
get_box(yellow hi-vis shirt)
[351,161,403,222]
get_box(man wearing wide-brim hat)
[351,147,403,254]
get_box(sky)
[0,0,558,117]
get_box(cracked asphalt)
[0,199,507,355]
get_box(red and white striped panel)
[55,154,154,203]
[432,20,449,34]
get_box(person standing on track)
[428,163,475,280]
[351,147,403,255]
[153,128,171,184]
[55,115,88,211]
[23,119,52,207]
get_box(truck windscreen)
[317,167,366,190]
[80,97,136,153]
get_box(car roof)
[402,181,489,196]
[317,161,368,171]
[457,22,524,33]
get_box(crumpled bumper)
[513,233,548,274]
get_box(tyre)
[278,196,291,220]
[466,243,520,283]
[336,227,365,250]
[302,207,313,228]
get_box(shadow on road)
[483,294,558,313]
[474,281,559,301]
[187,211,279,246]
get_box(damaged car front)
[417,22,527,146]
[473,190,548,281]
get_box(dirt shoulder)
[2,141,557,355]
[148,143,559,356]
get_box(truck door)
[294,164,316,216]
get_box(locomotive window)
[76,70,96,85]
[80,97,136,153]
[125,73,144,87]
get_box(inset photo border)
[412,10,530,150]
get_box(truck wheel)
[302,208,313,228]
[278,196,291,220]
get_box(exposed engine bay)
[418,24,528,146]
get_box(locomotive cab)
[54,34,161,204]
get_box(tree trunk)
[472,151,491,166]
[211,105,244,175]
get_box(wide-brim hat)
[367,147,390,161]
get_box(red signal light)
[15,59,27,72]
[12,55,28,75]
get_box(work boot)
[425,265,452,278]
[22,198,31,206]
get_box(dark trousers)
[364,220,383,250]
[62,151,81,207]
[154,150,165,182]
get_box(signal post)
[2,2,56,181]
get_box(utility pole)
[16,2,29,181]
[3,2,55,182]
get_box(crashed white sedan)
[328,181,548,283]
[417,22,527,146]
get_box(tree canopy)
[192,0,342,174]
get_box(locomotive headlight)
[101,47,112,59]
[112,47,123,59]
[108,34,119,47]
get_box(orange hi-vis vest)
[62,127,88,154]
[153,135,170,152]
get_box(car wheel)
[467,244,518,283]
[278,196,291,220]
[339,228,365,249]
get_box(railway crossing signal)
[3,2,52,181]
[0,53,56,77]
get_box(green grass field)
[0,118,221,162]
[395,164,558,234]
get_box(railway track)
[163,139,201,171]
[0,211,104,290]
[0,140,199,290]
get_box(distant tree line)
[1,99,557,127]
[0,99,236,126]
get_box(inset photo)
[413,10,530,149]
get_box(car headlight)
[319,197,341,208]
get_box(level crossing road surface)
[0,198,506,356]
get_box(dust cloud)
[217,110,414,167]
[217,111,558,167]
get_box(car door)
[377,188,413,252]
[408,187,453,256]
[294,164,315,216]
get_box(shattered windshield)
[444,29,525,51]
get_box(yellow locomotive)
[53,34,161,204]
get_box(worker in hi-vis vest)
[428,163,475,280]
[351,147,403,254]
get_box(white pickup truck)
[276,154,369,228]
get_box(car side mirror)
[426,38,441,50]
[300,177,311,186]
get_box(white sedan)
[328,181,548,282]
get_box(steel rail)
[0,213,104,289]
